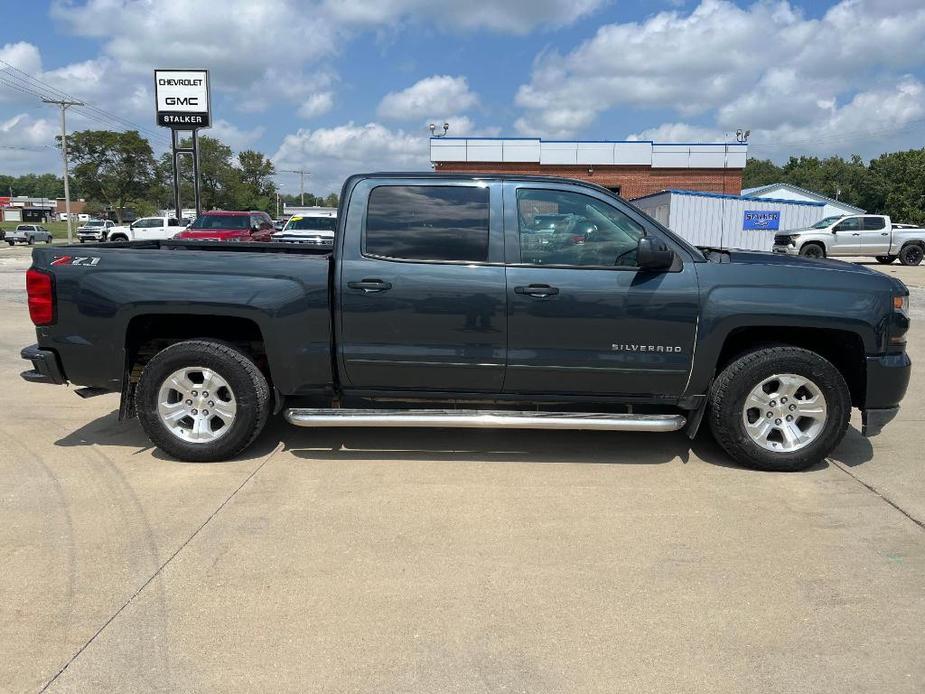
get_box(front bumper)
[20,344,66,385]
[772,244,799,255]
[861,352,911,437]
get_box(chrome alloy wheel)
[742,373,828,453]
[157,367,237,443]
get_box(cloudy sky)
[1,0,924,193]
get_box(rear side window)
[365,185,490,262]
[862,217,886,230]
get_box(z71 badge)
[50,255,100,267]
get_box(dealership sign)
[743,210,780,230]
[154,69,211,128]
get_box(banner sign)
[743,210,780,230]
[154,69,211,128]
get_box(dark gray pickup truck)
[21,173,911,471]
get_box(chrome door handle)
[347,279,392,293]
[515,284,559,297]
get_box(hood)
[724,248,875,274]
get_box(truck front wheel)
[708,346,850,472]
[799,243,825,259]
[135,340,271,462]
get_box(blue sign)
[743,210,781,230]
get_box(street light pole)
[43,98,84,243]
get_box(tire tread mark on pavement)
[39,441,284,692]
[830,459,925,531]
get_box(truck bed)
[29,240,335,396]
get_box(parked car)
[106,216,184,242]
[174,211,275,242]
[77,219,116,243]
[6,224,53,246]
[21,173,910,472]
[772,214,925,265]
[271,208,337,246]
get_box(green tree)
[742,158,783,189]
[236,150,276,212]
[64,130,156,222]
[323,193,338,208]
[866,149,925,226]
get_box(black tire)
[799,243,825,259]
[875,255,896,265]
[135,340,271,462]
[6,241,13,247]
[27,236,34,246]
[709,346,851,472]
[109,234,128,243]
[899,244,923,266]
[45,237,52,244]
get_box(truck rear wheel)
[899,244,924,266]
[135,340,271,462]
[708,346,850,472]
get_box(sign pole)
[171,129,182,222]
[191,129,201,217]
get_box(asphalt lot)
[1,245,923,693]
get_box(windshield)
[189,214,250,230]
[85,220,104,227]
[284,216,336,232]
[810,215,845,229]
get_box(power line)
[0,59,171,148]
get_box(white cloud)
[322,0,607,33]
[0,113,59,175]
[298,92,335,119]
[208,119,266,151]
[633,78,925,159]
[272,121,430,194]
[515,0,925,152]
[378,75,479,121]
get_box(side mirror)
[637,237,675,271]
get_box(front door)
[856,216,891,255]
[503,183,700,397]
[830,216,861,255]
[338,180,507,393]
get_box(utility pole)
[43,98,84,243]
[278,169,310,206]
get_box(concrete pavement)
[1,248,923,692]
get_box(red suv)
[175,211,275,242]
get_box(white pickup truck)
[772,214,925,265]
[106,216,185,242]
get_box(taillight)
[26,268,55,326]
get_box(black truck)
[21,174,911,471]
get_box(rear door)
[337,178,507,393]
[502,181,700,397]
[131,217,163,241]
[830,216,861,255]
[856,216,890,255]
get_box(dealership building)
[431,137,748,198]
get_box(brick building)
[431,138,747,199]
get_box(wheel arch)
[714,326,866,408]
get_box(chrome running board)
[284,408,686,432]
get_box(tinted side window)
[516,188,645,267]
[835,217,860,231]
[366,185,490,262]
[862,217,886,230]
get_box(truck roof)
[345,171,625,199]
